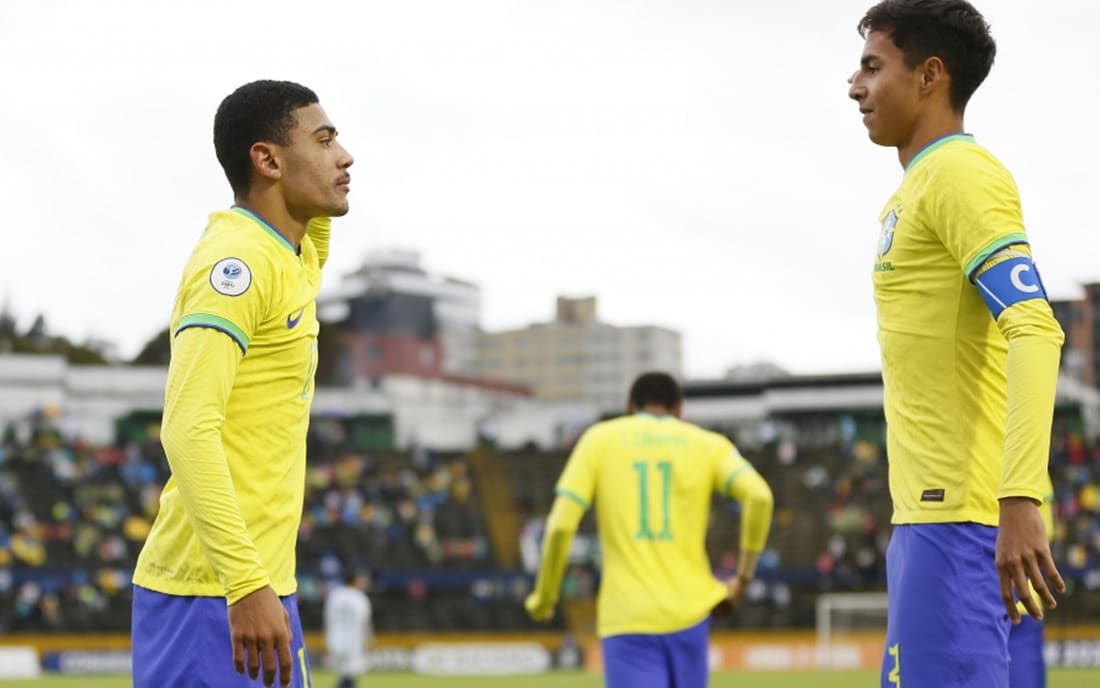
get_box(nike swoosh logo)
[286,309,305,329]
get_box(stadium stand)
[2,408,1099,636]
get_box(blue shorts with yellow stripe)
[132,586,312,688]
[881,523,1011,687]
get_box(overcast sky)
[2,0,1096,378]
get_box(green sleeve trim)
[554,487,591,510]
[965,233,1029,281]
[176,314,249,353]
[722,464,753,495]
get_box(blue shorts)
[881,524,1011,688]
[602,617,710,688]
[132,586,311,688]
[1008,615,1046,688]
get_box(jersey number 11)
[632,460,673,541]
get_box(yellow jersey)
[872,134,1056,525]
[555,413,768,637]
[134,207,323,602]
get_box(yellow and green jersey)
[134,207,325,603]
[555,413,770,637]
[873,134,1060,525]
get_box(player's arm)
[973,245,1063,503]
[709,442,772,614]
[717,447,774,584]
[524,495,586,621]
[160,327,270,601]
[972,245,1066,621]
[929,152,1066,622]
[323,593,339,654]
[306,216,331,268]
[524,429,598,621]
[168,250,293,683]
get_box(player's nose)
[847,74,863,101]
[338,145,354,169]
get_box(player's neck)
[896,111,965,170]
[636,405,674,418]
[234,193,308,248]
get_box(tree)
[3,312,109,365]
[26,313,48,344]
[0,298,16,339]
[131,326,172,366]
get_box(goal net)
[814,592,889,670]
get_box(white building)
[475,296,682,412]
[0,353,597,451]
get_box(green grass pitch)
[10,670,1100,687]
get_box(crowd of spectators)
[0,412,493,633]
[1049,420,1100,595]
[3,407,1100,633]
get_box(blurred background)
[2,266,1100,683]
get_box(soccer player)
[324,573,373,688]
[524,372,774,688]
[847,2,1066,686]
[131,80,354,688]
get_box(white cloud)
[1,0,1096,377]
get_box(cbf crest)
[877,209,898,258]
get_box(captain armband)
[973,255,1049,319]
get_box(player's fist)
[524,592,555,622]
[713,575,749,619]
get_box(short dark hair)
[858,0,996,112]
[629,372,683,410]
[213,80,319,195]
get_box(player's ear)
[919,56,946,96]
[249,142,282,182]
[672,401,684,419]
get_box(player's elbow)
[740,479,774,522]
[543,519,577,541]
[997,302,1065,347]
[748,483,775,515]
[159,417,188,464]
[160,409,224,470]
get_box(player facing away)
[131,80,354,688]
[848,2,1065,686]
[324,573,373,688]
[525,372,774,688]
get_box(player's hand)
[713,575,749,619]
[524,592,555,622]
[996,497,1065,624]
[228,585,293,687]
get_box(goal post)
[815,592,889,669]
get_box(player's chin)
[326,198,351,217]
[867,128,895,147]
